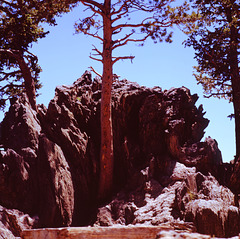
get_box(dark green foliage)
[185,0,240,101]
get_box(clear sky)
[0,4,235,162]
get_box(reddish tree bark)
[98,0,114,199]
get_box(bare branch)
[112,32,134,48]
[112,22,145,31]
[111,0,130,16]
[89,66,102,78]
[92,45,102,56]
[81,1,103,16]
[112,55,135,64]
[112,7,129,23]
[25,50,38,59]
[80,30,104,41]
[112,27,123,35]
[80,0,104,12]
[112,16,172,32]
[111,0,155,16]
[90,54,103,62]
[113,33,151,49]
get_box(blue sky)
[0,4,235,162]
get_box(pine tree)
[75,0,190,200]
[185,0,240,158]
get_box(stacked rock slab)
[0,71,238,237]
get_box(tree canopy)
[0,0,78,110]
[185,0,240,101]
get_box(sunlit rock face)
[0,71,238,237]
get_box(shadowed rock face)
[0,71,238,237]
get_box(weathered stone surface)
[1,94,41,152]
[185,199,239,237]
[0,149,37,214]
[0,95,41,216]
[21,226,240,239]
[21,226,196,239]
[0,205,38,238]
[156,230,222,239]
[95,162,239,237]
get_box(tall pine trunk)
[227,9,240,159]
[98,0,114,200]
[230,35,240,159]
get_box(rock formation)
[0,71,239,237]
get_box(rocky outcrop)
[0,71,238,237]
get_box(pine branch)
[89,54,103,62]
[112,55,135,64]
[113,33,151,49]
[112,17,172,32]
